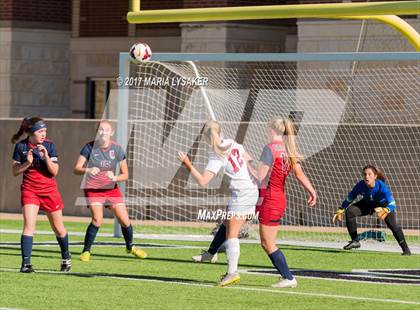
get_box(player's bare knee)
[22,226,35,236]
[260,239,272,254]
[55,228,67,238]
[92,217,103,227]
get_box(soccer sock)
[56,234,71,259]
[225,238,240,274]
[121,225,133,251]
[268,248,294,281]
[392,228,409,251]
[208,223,226,255]
[21,235,33,266]
[346,218,359,241]
[83,223,99,252]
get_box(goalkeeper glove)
[374,207,390,220]
[332,208,345,224]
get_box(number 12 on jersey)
[228,148,243,173]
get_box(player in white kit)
[178,120,258,287]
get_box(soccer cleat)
[272,277,298,288]
[192,251,218,263]
[127,246,147,259]
[20,264,35,273]
[402,249,412,256]
[60,258,72,272]
[343,240,361,250]
[218,272,240,287]
[80,251,91,262]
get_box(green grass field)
[1,218,419,309]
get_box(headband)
[29,121,47,133]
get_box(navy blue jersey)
[12,138,58,192]
[342,180,396,212]
[80,140,126,189]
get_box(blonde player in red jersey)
[178,120,258,287]
[256,117,316,288]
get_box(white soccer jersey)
[205,139,257,192]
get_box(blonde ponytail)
[269,117,303,167]
[203,120,230,157]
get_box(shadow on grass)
[0,267,215,285]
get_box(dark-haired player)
[333,164,411,255]
[12,117,71,273]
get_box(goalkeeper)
[332,165,411,255]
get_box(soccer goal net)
[118,53,419,246]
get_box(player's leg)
[218,216,246,287]
[111,203,147,259]
[384,212,411,255]
[21,204,39,273]
[343,203,367,249]
[80,203,103,261]
[46,209,71,271]
[260,223,297,288]
[192,222,225,263]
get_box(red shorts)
[21,189,64,213]
[84,187,124,207]
[257,195,286,226]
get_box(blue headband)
[29,121,47,133]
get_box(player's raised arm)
[12,151,33,176]
[177,151,215,187]
[37,144,59,176]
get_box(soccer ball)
[129,42,152,63]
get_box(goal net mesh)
[122,59,419,245]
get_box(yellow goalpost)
[127,1,420,51]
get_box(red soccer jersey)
[259,141,291,200]
[80,140,126,190]
[12,138,59,194]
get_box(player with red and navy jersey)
[178,120,258,287]
[74,120,147,262]
[11,117,71,273]
[256,117,316,288]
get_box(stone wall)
[0,28,71,117]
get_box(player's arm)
[243,152,258,180]
[374,184,396,220]
[257,162,270,183]
[73,155,99,176]
[36,144,59,176]
[292,163,317,207]
[12,145,32,176]
[107,159,129,182]
[257,145,272,183]
[12,157,32,176]
[341,182,362,209]
[178,152,215,187]
[43,151,59,176]
[333,182,360,224]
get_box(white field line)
[239,269,420,287]
[1,268,419,305]
[1,229,419,254]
